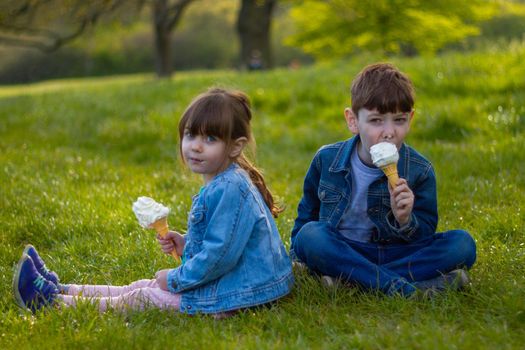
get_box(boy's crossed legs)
[292,221,476,296]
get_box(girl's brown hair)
[178,88,283,217]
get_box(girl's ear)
[344,108,359,134]
[229,137,248,158]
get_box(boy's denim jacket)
[291,136,438,247]
[167,163,293,314]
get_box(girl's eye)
[184,131,193,138]
[206,135,217,142]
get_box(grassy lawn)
[1,44,524,349]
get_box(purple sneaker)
[13,254,58,312]
[22,244,60,286]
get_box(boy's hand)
[155,269,170,291]
[389,178,414,226]
[156,231,185,257]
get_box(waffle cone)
[150,217,180,262]
[381,163,399,188]
[151,217,169,238]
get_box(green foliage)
[0,1,308,84]
[1,44,525,348]
[286,0,525,58]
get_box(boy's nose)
[382,121,395,140]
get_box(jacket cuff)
[166,268,180,293]
[386,211,419,240]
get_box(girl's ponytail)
[237,154,283,218]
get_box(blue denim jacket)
[167,163,293,314]
[291,136,438,248]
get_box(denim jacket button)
[187,305,192,309]
[319,191,325,200]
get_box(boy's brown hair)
[350,63,415,116]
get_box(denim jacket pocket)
[185,207,206,259]
[381,196,392,210]
[318,184,342,220]
[189,209,205,224]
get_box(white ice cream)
[132,196,170,228]
[370,142,399,168]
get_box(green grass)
[1,44,525,349]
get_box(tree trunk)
[153,0,173,77]
[237,0,276,70]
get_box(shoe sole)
[22,244,33,257]
[12,254,30,310]
[449,269,470,289]
[321,275,336,287]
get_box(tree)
[285,0,525,59]
[0,1,133,52]
[152,0,194,77]
[236,0,276,70]
[0,0,196,77]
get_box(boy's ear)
[409,110,415,124]
[229,137,248,158]
[344,108,359,134]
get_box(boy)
[291,63,476,297]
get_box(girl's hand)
[389,178,414,226]
[156,231,185,257]
[155,269,170,291]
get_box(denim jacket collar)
[329,136,408,179]
[210,162,239,182]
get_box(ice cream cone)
[151,217,169,237]
[151,217,180,262]
[381,163,399,188]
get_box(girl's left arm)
[166,181,256,293]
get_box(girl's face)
[181,129,230,184]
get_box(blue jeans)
[292,222,476,296]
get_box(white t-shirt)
[338,146,383,242]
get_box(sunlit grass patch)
[1,45,524,349]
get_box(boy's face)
[344,107,414,166]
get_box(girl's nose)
[191,139,203,152]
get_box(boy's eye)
[394,114,409,123]
[370,118,383,124]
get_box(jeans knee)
[449,229,477,268]
[292,221,330,261]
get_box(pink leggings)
[57,279,181,312]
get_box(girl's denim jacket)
[167,163,293,314]
[291,136,438,248]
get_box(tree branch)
[0,0,128,52]
[0,35,56,51]
[166,0,195,30]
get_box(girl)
[13,88,294,316]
